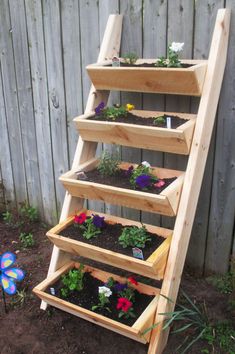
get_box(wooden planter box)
[33,261,160,343]
[86,59,207,96]
[47,210,172,279]
[59,159,185,216]
[74,110,196,155]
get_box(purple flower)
[92,214,106,228]
[135,174,152,189]
[114,283,128,292]
[95,101,105,115]
[124,165,134,177]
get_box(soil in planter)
[87,112,187,128]
[60,222,165,260]
[82,169,177,195]
[107,62,193,68]
[48,270,155,326]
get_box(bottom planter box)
[33,261,160,343]
[47,210,172,279]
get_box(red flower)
[74,213,86,224]
[116,297,133,312]
[128,276,138,286]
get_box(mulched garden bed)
[87,112,187,128]
[47,270,154,326]
[60,222,165,260]
[82,169,176,195]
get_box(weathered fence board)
[0,0,234,274]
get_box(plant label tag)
[132,247,144,260]
[112,56,120,67]
[76,171,88,180]
[50,287,55,295]
[166,117,172,129]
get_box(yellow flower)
[126,103,135,111]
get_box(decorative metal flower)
[0,252,25,295]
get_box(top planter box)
[86,59,207,96]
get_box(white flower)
[98,286,112,297]
[169,42,184,53]
[141,161,151,168]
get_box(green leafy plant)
[155,42,184,68]
[19,203,38,222]
[19,232,35,248]
[118,225,151,249]
[153,115,166,125]
[97,150,120,177]
[2,210,14,225]
[206,267,235,294]
[123,52,139,65]
[202,321,235,353]
[92,286,112,312]
[102,105,128,120]
[10,289,28,307]
[79,217,102,239]
[61,265,85,298]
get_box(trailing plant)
[94,102,135,120]
[74,213,106,240]
[92,286,112,312]
[129,161,157,190]
[156,42,184,68]
[118,225,151,249]
[123,52,139,65]
[19,232,35,248]
[97,150,120,177]
[61,265,85,298]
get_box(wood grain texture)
[9,0,43,215]
[25,0,57,224]
[0,0,27,205]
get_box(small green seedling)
[2,211,14,225]
[97,150,120,177]
[153,116,166,125]
[118,225,151,249]
[123,52,139,65]
[61,265,84,298]
[19,232,35,248]
[102,105,128,120]
[19,203,38,222]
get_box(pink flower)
[154,179,165,188]
[74,213,86,224]
[116,297,133,312]
[128,276,138,286]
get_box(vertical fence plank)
[119,0,142,221]
[61,0,83,168]
[205,0,235,274]
[0,0,27,206]
[141,0,167,226]
[42,0,69,214]
[25,0,57,224]
[0,65,15,207]
[9,0,43,215]
[187,0,224,273]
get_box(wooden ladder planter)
[46,210,172,279]
[74,110,196,154]
[33,261,160,344]
[34,10,230,354]
[86,59,207,95]
[59,160,184,216]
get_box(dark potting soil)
[87,112,187,128]
[60,222,165,260]
[48,270,155,326]
[108,62,193,68]
[83,168,176,195]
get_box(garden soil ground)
[0,215,234,354]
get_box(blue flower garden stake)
[0,252,25,313]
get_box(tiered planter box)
[59,159,185,216]
[33,261,160,343]
[86,59,207,96]
[74,110,196,155]
[46,210,172,279]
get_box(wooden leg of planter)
[40,14,123,310]
[147,9,230,353]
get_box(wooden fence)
[0,0,235,275]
